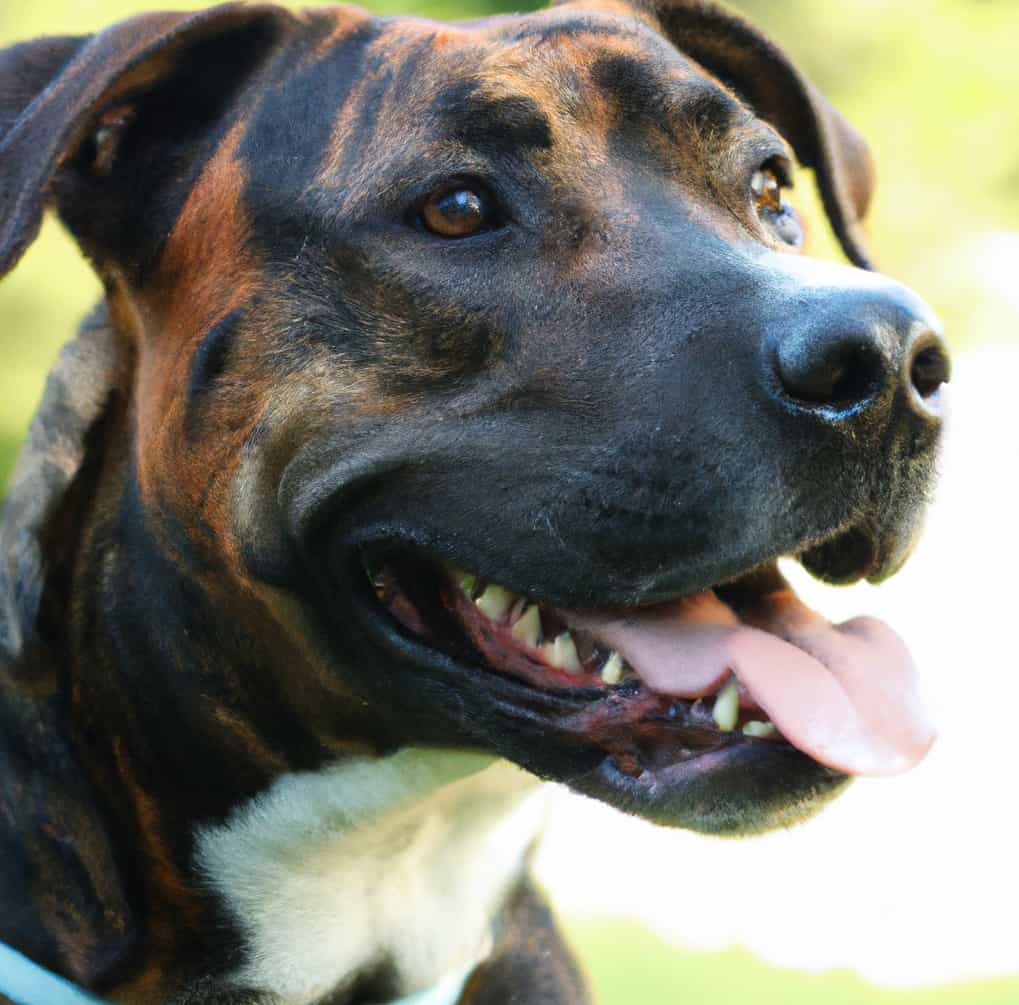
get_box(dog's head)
[1,0,948,843]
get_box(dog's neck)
[1,313,538,996]
[195,749,550,1003]
[68,474,517,996]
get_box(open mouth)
[366,552,935,780]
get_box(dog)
[0,0,950,1002]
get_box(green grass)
[567,919,1019,1005]
[0,434,18,495]
[1,219,101,497]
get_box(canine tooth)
[511,605,542,647]
[712,678,740,732]
[600,651,625,685]
[743,720,777,738]
[475,584,515,622]
[459,572,478,596]
[542,633,582,674]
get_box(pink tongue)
[564,580,936,777]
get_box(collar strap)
[0,941,477,1005]
[0,943,104,1005]
[386,955,477,1005]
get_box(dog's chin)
[333,529,934,836]
[571,737,851,836]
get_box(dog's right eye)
[420,187,495,238]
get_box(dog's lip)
[354,542,936,779]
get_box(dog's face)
[1,1,948,835]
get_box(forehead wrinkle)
[488,8,649,48]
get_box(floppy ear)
[0,307,136,983]
[654,1,875,267]
[559,0,876,268]
[0,3,293,279]
[0,5,292,982]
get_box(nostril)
[909,341,950,400]
[904,334,950,421]
[776,333,888,411]
[818,343,886,409]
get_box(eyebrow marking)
[590,51,665,112]
[588,49,747,139]
[434,79,554,152]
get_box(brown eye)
[421,187,489,238]
[751,166,785,215]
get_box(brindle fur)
[0,1,941,1001]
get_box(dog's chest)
[196,750,549,1004]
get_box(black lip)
[800,523,880,584]
[348,525,799,613]
[573,742,850,836]
[348,510,865,613]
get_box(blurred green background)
[2,0,1018,1002]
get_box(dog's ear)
[655,2,874,267]
[0,307,138,984]
[559,0,875,268]
[0,3,293,279]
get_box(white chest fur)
[195,749,550,1004]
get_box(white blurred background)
[538,240,1019,990]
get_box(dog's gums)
[369,557,935,779]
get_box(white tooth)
[712,678,740,732]
[475,584,515,622]
[743,720,777,738]
[459,572,478,596]
[541,632,582,674]
[600,651,625,685]
[511,605,542,648]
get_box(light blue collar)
[0,941,474,1005]
[385,956,476,1005]
[0,942,103,1005]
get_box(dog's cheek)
[318,259,513,393]
[118,127,271,568]
[384,313,507,392]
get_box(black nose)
[774,287,950,419]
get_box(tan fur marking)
[133,120,264,577]
[309,6,376,59]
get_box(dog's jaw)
[380,560,935,778]
[327,536,928,835]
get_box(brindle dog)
[0,1,949,1002]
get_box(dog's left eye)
[751,161,802,248]
[751,166,785,215]
[420,187,495,238]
